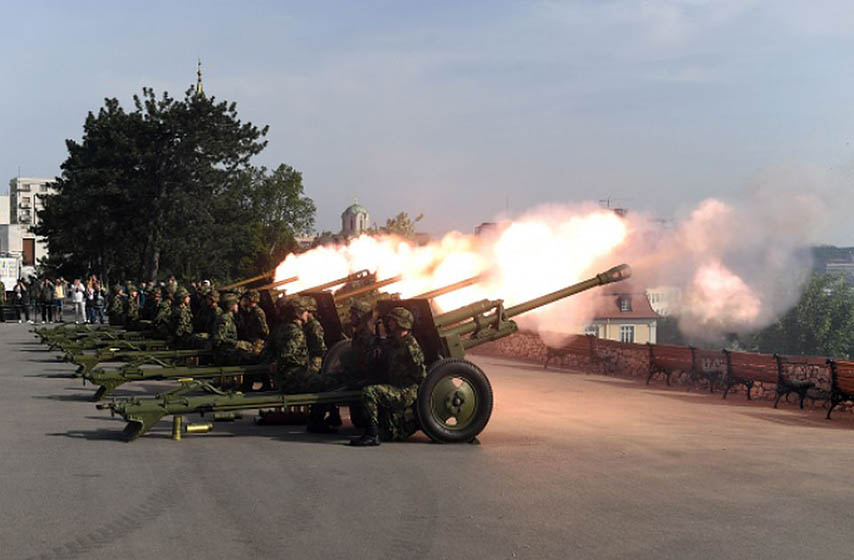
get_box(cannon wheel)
[416,358,493,443]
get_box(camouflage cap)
[175,287,190,300]
[221,292,239,306]
[207,289,220,301]
[349,300,373,319]
[300,296,317,312]
[385,307,414,330]
[247,289,261,303]
[126,284,137,293]
[151,286,162,297]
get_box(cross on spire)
[195,58,204,96]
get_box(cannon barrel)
[254,275,298,292]
[297,270,371,295]
[221,269,276,291]
[412,274,485,300]
[439,264,631,339]
[335,274,403,301]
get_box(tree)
[36,87,314,284]
[753,273,854,358]
[380,212,423,239]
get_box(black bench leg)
[798,391,806,410]
[645,369,654,385]
[543,356,551,369]
[745,382,753,401]
[665,371,671,387]
[773,391,783,409]
[826,399,838,420]
[721,382,731,399]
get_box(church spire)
[195,58,204,96]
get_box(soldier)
[153,290,173,339]
[143,286,161,321]
[272,296,333,395]
[168,287,194,347]
[303,298,326,372]
[124,284,141,329]
[350,307,426,447]
[338,300,379,387]
[212,292,255,364]
[243,289,270,355]
[108,284,125,326]
[197,289,222,336]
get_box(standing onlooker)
[13,279,30,323]
[92,282,106,324]
[53,277,66,323]
[71,278,86,324]
[27,278,38,321]
[86,281,96,323]
[40,278,54,324]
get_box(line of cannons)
[544,335,854,419]
[33,264,633,442]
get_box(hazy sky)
[3,1,854,241]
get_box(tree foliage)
[751,273,854,359]
[36,87,314,284]
[379,212,423,239]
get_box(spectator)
[27,278,38,320]
[13,279,30,324]
[53,277,66,323]
[139,281,147,310]
[71,278,86,324]
[40,278,54,324]
[91,282,106,324]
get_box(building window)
[619,325,635,343]
[619,296,632,312]
[584,325,598,337]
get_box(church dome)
[342,203,368,217]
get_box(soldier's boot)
[349,425,380,447]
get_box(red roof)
[592,292,660,320]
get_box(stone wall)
[470,331,848,413]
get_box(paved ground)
[2,323,853,560]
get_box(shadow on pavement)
[45,429,128,441]
[32,392,97,402]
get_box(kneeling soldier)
[213,292,255,365]
[273,296,333,394]
[350,307,426,447]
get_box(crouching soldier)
[350,307,426,447]
[272,296,333,394]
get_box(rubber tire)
[416,358,493,443]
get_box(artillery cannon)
[99,264,630,442]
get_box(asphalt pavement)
[1,322,853,560]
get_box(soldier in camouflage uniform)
[168,287,194,348]
[189,288,221,349]
[143,286,161,321]
[336,300,378,387]
[124,284,141,330]
[243,289,269,354]
[212,292,255,365]
[350,307,426,447]
[303,299,327,372]
[153,290,173,339]
[272,296,334,395]
[108,285,126,326]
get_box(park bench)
[772,354,823,410]
[689,347,725,392]
[825,359,854,419]
[646,343,693,386]
[721,350,779,400]
[543,335,614,374]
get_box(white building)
[0,177,55,274]
[646,285,683,317]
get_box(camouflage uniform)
[354,308,426,444]
[153,298,173,339]
[168,289,194,347]
[0,280,6,305]
[108,289,125,326]
[243,294,270,355]
[212,306,254,364]
[339,300,378,387]
[273,298,334,394]
[304,316,327,372]
[124,287,140,329]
